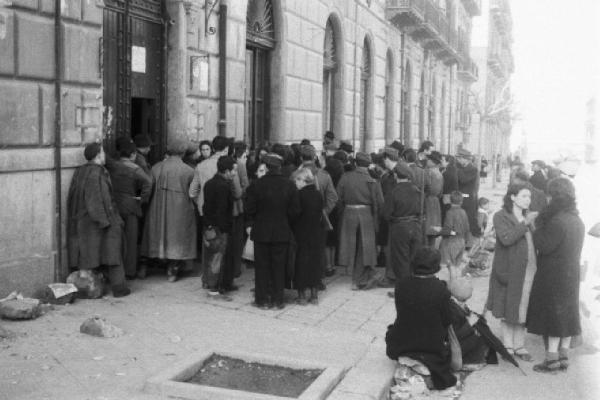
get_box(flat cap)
[383,147,399,161]
[300,144,316,159]
[354,151,371,166]
[456,148,472,158]
[133,134,154,147]
[263,153,283,168]
[339,141,353,154]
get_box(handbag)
[448,325,463,372]
[242,237,254,262]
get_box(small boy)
[440,191,470,267]
[477,197,490,235]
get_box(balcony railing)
[461,0,482,16]
[458,57,479,82]
[387,0,462,64]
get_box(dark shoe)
[112,284,131,298]
[387,291,395,298]
[274,302,285,310]
[167,265,179,282]
[222,284,239,292]
[324,268,336,277]
[377,278,395,288]
[559,356,569,370]
[316,281,326,291]
[533,359,562,373]
[308,288,318,305]
[252,301,269,310]
[208,290,232,301]
[136,264,147,280]
[125,275,137,281]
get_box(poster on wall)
[132,46,146,73]
[190,55,209,94]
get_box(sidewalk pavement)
[1,173,598,400]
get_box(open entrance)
[103,0,165,159]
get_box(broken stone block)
[67,270,105,299]
[80,316,123,338]
[0,298,42,320]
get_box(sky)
[473,0,600,159]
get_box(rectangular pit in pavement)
[144,349,347,400]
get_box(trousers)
[254,242,288,305]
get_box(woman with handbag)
[485,184,538,362]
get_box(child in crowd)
[439,191,471,268]
[477,197,490,235]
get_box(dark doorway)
[103,0,165,158]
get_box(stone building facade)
[0,0,480,296]
[469,0,513,164]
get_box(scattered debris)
[92,356,105,361]
[0,292,42,320]
[169,335,182,343]
[39,283,78,305]
[80,316,124,338]
[67,270,105,299]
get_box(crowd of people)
[67,133,486,301]
[67,131,585,388]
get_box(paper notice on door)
[132,46,146,73]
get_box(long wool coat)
[141,156,197,260]
[527,209,584,337]
[293,184,325,290]
[337,167,384,268]
[486,209,531,324]
[425,167,443,235]
[386,277,456,390]
[67,163,123,270]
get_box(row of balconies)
[490,0,513,36]
[457,57,479,82]
[461,0,482,17]
[386,0,463,65]
[488,47,514,78]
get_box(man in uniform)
[456,148,480,242]
[336,152,384,290]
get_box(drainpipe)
[351,1,358,150]
[218,0,227,136]
[54,0,63,281]
[399,32,405,142]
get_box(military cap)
[354,151,371,166]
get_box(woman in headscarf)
[527,177,585,373]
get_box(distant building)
[469,0,513,163]
[0,0,480,296]
[585,97,598,163]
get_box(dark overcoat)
[67,163,123,270]
[245,171,300,243]
[527,209,584,337]
[293,185,325,290]
[386,276,456,390]
[485,209,530,324]
[141,156,197,260]
[457,162,480,236]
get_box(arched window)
[359,37,372,151]
[323,18,337,134]
[418,72,426,144]
[385,50,395,144]
[428,76,436,141]
[245,0,275,148]
[440,83,446,152]
[401,61,412,145]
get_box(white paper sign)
[199,59,209,92]
[132,46,146,73]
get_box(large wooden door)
[244,47,269,148]
[103,0,165,161]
